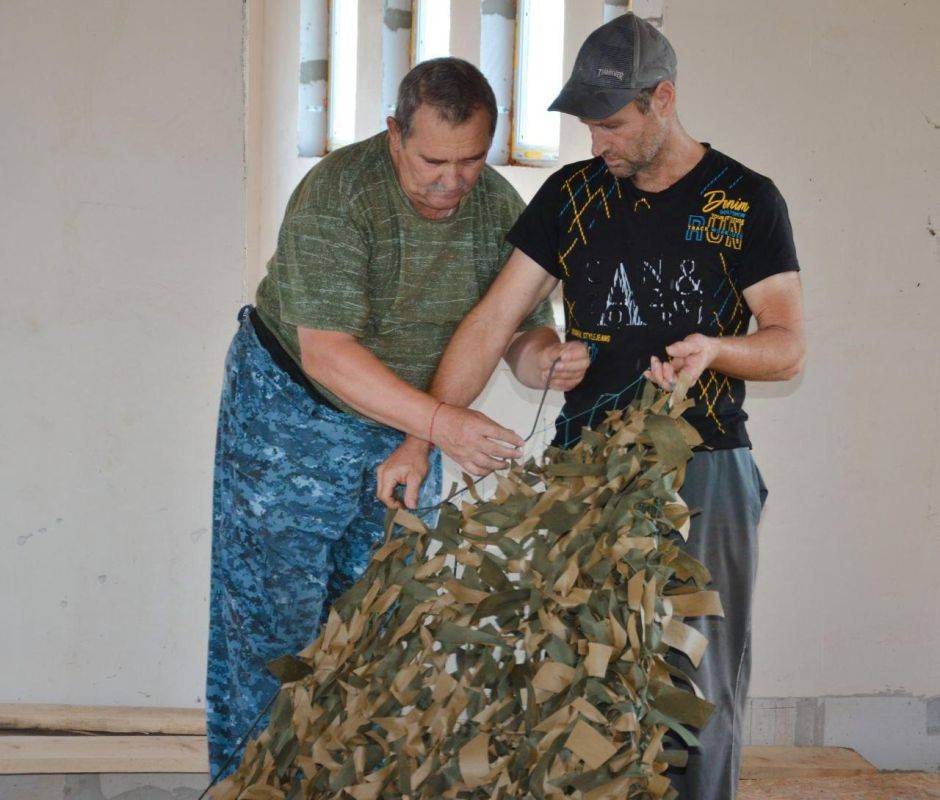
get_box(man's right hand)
[431,404,524,477]
[376,436,431,510]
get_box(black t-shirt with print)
[507,145,799,450]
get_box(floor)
[2,772,940,799]
[738,773,940,799]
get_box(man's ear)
[386,116,402,151]
[654,81,676,116]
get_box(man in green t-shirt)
[206,58,590,778]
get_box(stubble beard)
[607,121,668,180]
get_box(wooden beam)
[0,736,207,775]
[0,731,878,778]
[0,705,882,781]
[0,704,205,736]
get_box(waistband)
[243,306,343,415]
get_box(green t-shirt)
[255,131,554,418]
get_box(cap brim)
[548,79,642,120]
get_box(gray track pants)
[666,447,768,800]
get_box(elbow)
[780,340,806,381]
[298,330,355,385]
[300,351,331,383]
[778,363,802,381]
[302,346,347,386]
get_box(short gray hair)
[394,58,497,140]
[634,85,657,114]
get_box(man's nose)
[441,164,461,191]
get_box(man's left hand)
[645,333,719,390]
[538,340,591,391]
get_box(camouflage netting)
[212,385,722,800]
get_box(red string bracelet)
[427,401,445,443]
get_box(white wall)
[663,0,940,698]
[664,0,940,767]
[0,1,246,707]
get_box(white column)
[603,0,630,24]
[298,0,329,156]
[382,0,413,118]
[481,0,515,164]
[632,0,664,27]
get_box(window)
[413,0,450,63]
[512,0,565,165]
[296,1,658,163]
[328,0,359,150]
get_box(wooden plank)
[0,704,205,736]
[0,736,207,775]
[0,733,876,780]
[739,772,940,800]
[741,746,877,780]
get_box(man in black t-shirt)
[379,13,804,799]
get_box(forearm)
[710,325,805,381]
[426,308,513,406]
[426,251,560,406]
[395,249,560,453]
[504,326,562,389]
[301,337,438,438]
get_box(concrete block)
[823,695,940,772]
[0,773,206,800]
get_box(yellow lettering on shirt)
[570,328,611,343]
[702,190,750,214]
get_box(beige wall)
[2,0,937,767]
[664,0,939,700]
[0,1,246,707]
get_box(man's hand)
[377,436,431,510]
[432,405,524,477]
[645,333,719,390]
[536,340,591,391]
[505,327,592,391]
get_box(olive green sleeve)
[273,207,371,336]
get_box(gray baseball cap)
[548,13,677,120]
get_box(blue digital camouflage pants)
[206,307,442,778]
